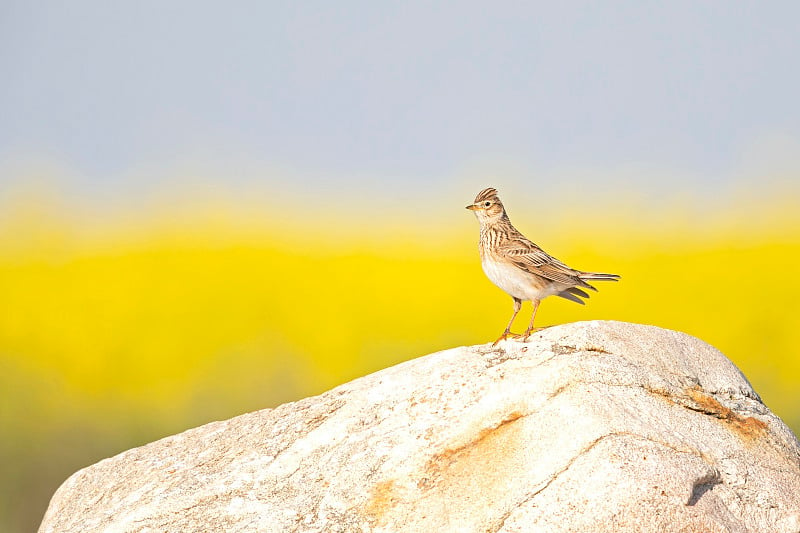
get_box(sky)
[2,1,800,205]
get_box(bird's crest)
[474,187,499,203]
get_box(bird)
[466,187,620,345]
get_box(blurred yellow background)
[1,183,798,531]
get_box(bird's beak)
[466,204,479,211]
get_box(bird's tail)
[558,271,620,304]
[579,271,620,282]
[576,271,620,292]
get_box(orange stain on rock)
[363,479,398,525]
[686,388,767,441]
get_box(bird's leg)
[522,299,542,341]
[493,297,522,345]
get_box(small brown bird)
[467,187,619,344]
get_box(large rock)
[39,321,800,532]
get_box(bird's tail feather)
[558,286,591,304]
[562,272,619,303]
[579,271,620,282]
[557,291,586,305]
[575,271,619,292]
[566,286,591,299]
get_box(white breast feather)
[481,257,560,301]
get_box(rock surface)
[39,321,800,532]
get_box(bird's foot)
[492,331,523,346]
[521,326,551,342]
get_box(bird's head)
[466,187,506,223]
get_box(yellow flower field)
[0,192,798,531]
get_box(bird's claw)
[493,325,554,346]
[492,331,522,346]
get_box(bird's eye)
[484,201,491,207]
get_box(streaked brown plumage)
[466,187,620,344]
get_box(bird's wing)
[498,237,583,286]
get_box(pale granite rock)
[39,321,800,532]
